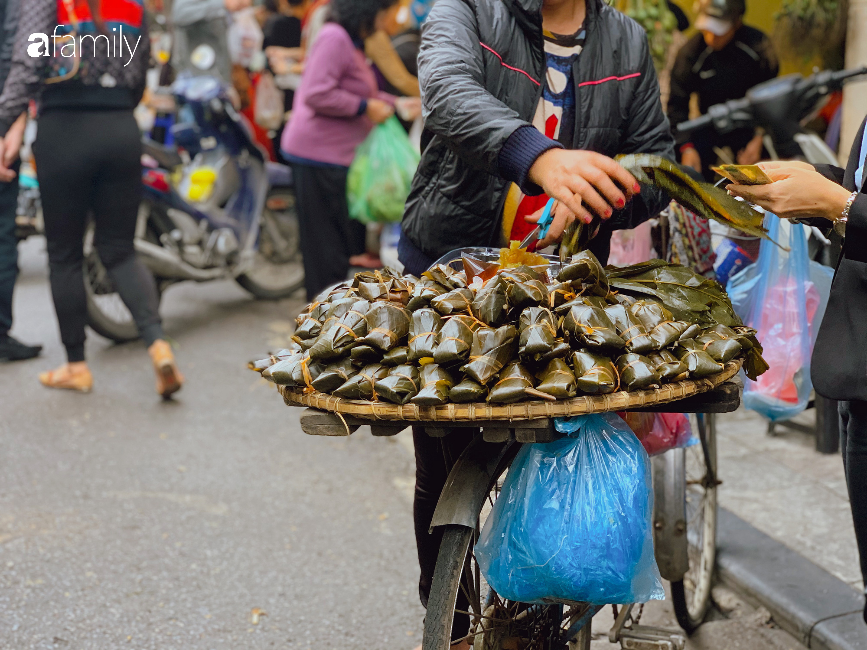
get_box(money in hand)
[711,164,774,185]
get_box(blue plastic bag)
[726,216,833,422]
[474,413,664,605]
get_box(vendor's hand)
[737,133,764,165]
[0,113,26,182]
[525,201,579,249]
[528,149,638,225]
[366,98,394,124]
[727,166,852,222]
[681,147,702,173]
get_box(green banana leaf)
[608,262,743,328]
[616,154,783,247]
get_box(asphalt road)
[1,239,807,650]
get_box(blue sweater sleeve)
[497,125,563,196]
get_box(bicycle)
[417,402,727,649]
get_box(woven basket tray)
[278,359,742,423]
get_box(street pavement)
[0,238,811,649]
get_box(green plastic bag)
[347,116,420,224]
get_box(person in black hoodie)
[728,127,867,624]
[400,0,674,646]
[0,0,183,397]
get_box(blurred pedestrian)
[0,0,183,397]
[0,0,42,362]
[668,0,778,179]
[280,0,401,300]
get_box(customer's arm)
[0,0,52,138]
[365,30,420,98]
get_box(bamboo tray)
[279,359,742,423]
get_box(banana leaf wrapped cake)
[258,254,766,407]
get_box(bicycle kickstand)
[609,603,686,650]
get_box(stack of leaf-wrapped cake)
[250,251,767,406]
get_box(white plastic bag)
[254,72,285,131]
[228,9,263,68]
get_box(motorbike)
[79,74,303,342]
[676,66,867,264]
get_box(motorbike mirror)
[191,44,216,71]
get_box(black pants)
[290,163,357,301]
[0,163,19,339]
[412,426,477,639]
[33,109,163,363]
[840,401,867,591]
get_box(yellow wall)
[670,0,819,75]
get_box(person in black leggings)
[0,0,182,397]
[728,118,867,623]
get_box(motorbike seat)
[267,162,293,188]
[142,138,184,170]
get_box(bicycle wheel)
[423,470,583,649]
[671,413,718,633]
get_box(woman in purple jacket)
[281,0,398,300]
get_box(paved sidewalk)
[715,407,861,592]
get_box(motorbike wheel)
[84,223,162,344]
[236,188,305,300]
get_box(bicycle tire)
[670,413,718,633]
[423,524,475,650]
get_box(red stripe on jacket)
[479,42,541,87]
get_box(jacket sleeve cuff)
[497,125,563,196]
[843,193,867,263]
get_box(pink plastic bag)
[608,221,656,267]
[618,412,693,456]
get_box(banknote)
[711,164,774,185]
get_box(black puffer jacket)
[400,0,674,267]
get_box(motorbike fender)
[429,435,519,533]
[652,448,689,582]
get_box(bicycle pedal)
[618,625,685,650]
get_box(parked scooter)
[677,66,867,263]
[81,74,303,342]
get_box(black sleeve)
[608,34,675,231]
[418,0,558,177]
[843,194,867,264]
[815,163,846,186]
[666,1,689,32]
[667,40,696,147]
[755,33,779,83]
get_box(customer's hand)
[528,149,638,225]
[727,165,852,222]
[680,146,702,173]
[0,114,26,182]
[366,98,394,125]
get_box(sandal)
[38,363,93,393]
[149,340,184,399]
